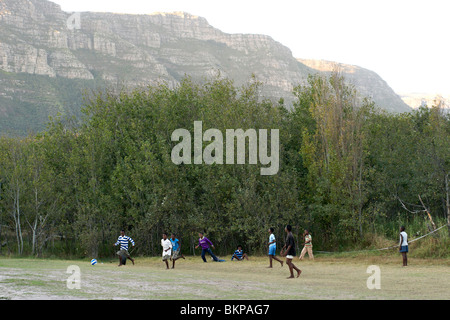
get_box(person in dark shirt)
[281,225,301,279]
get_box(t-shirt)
[198,237,213,249]
[304,234,312,247]
[269,234,276,249]
[285,233,296,256]
[399,231,408,246]
[233,249,243,260]
[161,239,172,257]
[170,238,180,251]
[115,235,135,251]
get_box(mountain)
[399,92,450,110]
[0,0,411,135]
[298,59,412,114]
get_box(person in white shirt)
[399,226,408,267]
[161,233,172,269]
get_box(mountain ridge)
[0,0,411,135]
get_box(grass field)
[0,254,449,300]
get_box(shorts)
[399,245,408,253]
[286,255,294,259]
[172,249,181,259]
[116,249,131,258]
[268,246,276,256]
[162,254,171,261]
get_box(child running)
[113,229,135,266]
[195,232,220,262]
[161,233,172,269]
[267,227,283,268]
[170,233,185,269]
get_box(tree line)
[0,73,448,258]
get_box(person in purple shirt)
[195,232,219,262]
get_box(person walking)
[281,225,301,279]
[267,227,283,268]
[299,229,314,260]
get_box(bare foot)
[287,275,294,279]
[297,270,302,278]
[281,261,284,267]
[267,266,273,268]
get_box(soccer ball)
[90,259,97,265]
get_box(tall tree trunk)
[31,217,38,256]
[445,174,450,237]
[13,183,24,255]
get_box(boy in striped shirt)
[114,230,135,266]
[231,245,249,261]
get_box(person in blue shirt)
[267,227,283,268]
[170,233,185,268]
[231,245,249,261]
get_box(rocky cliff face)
[0,0,411,135]
[0,0,306,95]
[399,92,450,110]
[297,59,412,113]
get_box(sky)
[50,0,449,94]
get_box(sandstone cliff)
[0,0,411,135]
